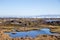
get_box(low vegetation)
[0,18,60,40]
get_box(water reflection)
[6,28,52,38]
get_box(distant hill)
[0,15,60,18]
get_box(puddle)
[5,28,53,38]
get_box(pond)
[5,28,53,38]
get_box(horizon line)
[0,15,60,18]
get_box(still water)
[5,28,52,38]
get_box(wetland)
[0,18,60,40]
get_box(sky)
[0,0,60,17]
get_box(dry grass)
[0,18,60,40]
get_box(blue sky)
[0,0,60,17]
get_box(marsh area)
[0,18,60,40]
[5,28,58,38]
